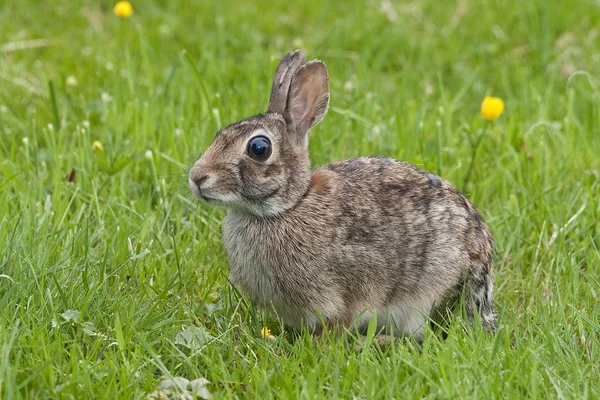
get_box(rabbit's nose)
[194,175,209,189]
[189,164,214,196]
[189,173,212,198]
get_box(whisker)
[158,173,189,178]
[159,152,190,170]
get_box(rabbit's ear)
[268,50,306,115]
[286,60,330,137]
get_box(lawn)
[1,0,599,398]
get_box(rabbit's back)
[223,156,494,335]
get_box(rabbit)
[188,50,495,340]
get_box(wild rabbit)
[189,50,495,340]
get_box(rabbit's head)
[189,50,330,216]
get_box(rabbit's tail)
[465,260,496,331]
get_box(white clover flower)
[101,92,113,103]
[66,76,78,86]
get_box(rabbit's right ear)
[285,60,330,138]
[268,50,306,115]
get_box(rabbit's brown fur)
[189,50,495,339]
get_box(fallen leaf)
[175,327,213,350]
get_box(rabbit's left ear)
[285,60,330,138]
[268,50,306,115]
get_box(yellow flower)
[481,96,504,121]
[92,141,104,151]
[260,327,274,339]
[113,1,133,18]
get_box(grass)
[1,0,599,398]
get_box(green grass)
[1,0,599,398]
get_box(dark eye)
[246,136,272,161]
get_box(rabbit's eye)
[247,136,272,161]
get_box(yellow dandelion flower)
[113,1,133,18]
[260,327,274,339]
[481,96,504,121]
[92,141,104,151]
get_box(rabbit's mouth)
[189,175,243,206]
[200,194,225,204]
[196,190,222,204]
[197,190,242,207]
[197,192,215,203]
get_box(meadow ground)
[1,0,599,398]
